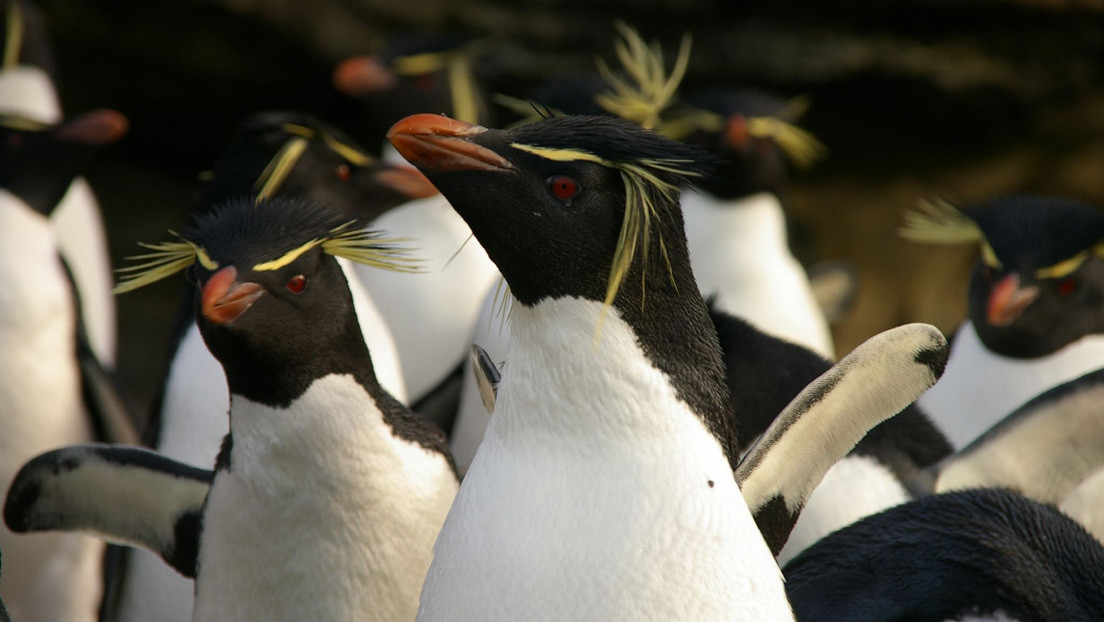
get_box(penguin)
[675,88,834,360]
[335,36,502,425]
[7,196,459,621]
[108,112,437,622]
[450,33,838,472]
[782,488,1104,621]
[333,32,493,150]
[0,108,131,621]
[0,0,120,366]
[935,365,1104,505]
[903,195,1104,449]
[389,112,794,620]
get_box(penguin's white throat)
[492,297,698,444]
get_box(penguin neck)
[498,295,738,467]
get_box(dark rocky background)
[38,0,1104,415]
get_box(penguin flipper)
[470,344,501,414]
[4,444,213,577]
[735,323,949,556]
[935,366,1104,504]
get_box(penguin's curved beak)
[373,164,439,199]
[987,272,1039,326]
[724,114,749,149]
[387,114,513,172]
[202,266,264,325]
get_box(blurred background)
[37,0,1104,414]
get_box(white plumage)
[420,298,793,622]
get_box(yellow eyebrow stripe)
[980,241,1002,270]
[195,247,218,271]
[1035,251,1089,280]
[252,239,321,272]
[509,143,609,165]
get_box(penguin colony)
[0,7,1102,622]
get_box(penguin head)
[388,113,710,314]
[0,108,127,215]
[963,196,1104,358]
[333,33,492,138]
[202,111,436,221]
[115,196,419,405]
[675,89,825,200]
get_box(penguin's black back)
[784,488,1104,622]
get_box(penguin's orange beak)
[987,273,1039,326]
[373,164,439,199]
[333,55,396,96]
[724,114,749,149]
[201,266,264,325]
[387,114,513,172]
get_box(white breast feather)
[0,191,102,622]
[682,190,835,360]
[419,297,793,622]
[193,374,457,622]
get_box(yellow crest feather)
[899,199,985,245]
[320,223,425,274]
[112,235,208,294]
[3,1,22,69]
[595,22,691,132]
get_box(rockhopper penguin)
[389,112,795,621]
[108,112,437,622]
[0,107,130,622]
[904,196,1104,449]
[5,197,459,622]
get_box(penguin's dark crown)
[113,197,419,293]
[902,195,1104,274]
[232,112,377,202]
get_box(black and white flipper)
[783,489,1104,622]
[935,366,1104,505]
[735,323,948,555]
[4,444,212,577]
[469,344,500,414]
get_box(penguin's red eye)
[286,275,307,294]
[336,164,352,183]
[1058,278,1077,296]
[548,175,578,201]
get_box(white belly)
[419,298,792,622]
[193,375,456,621]
[682,190,834,360]
[0,192,102,622]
